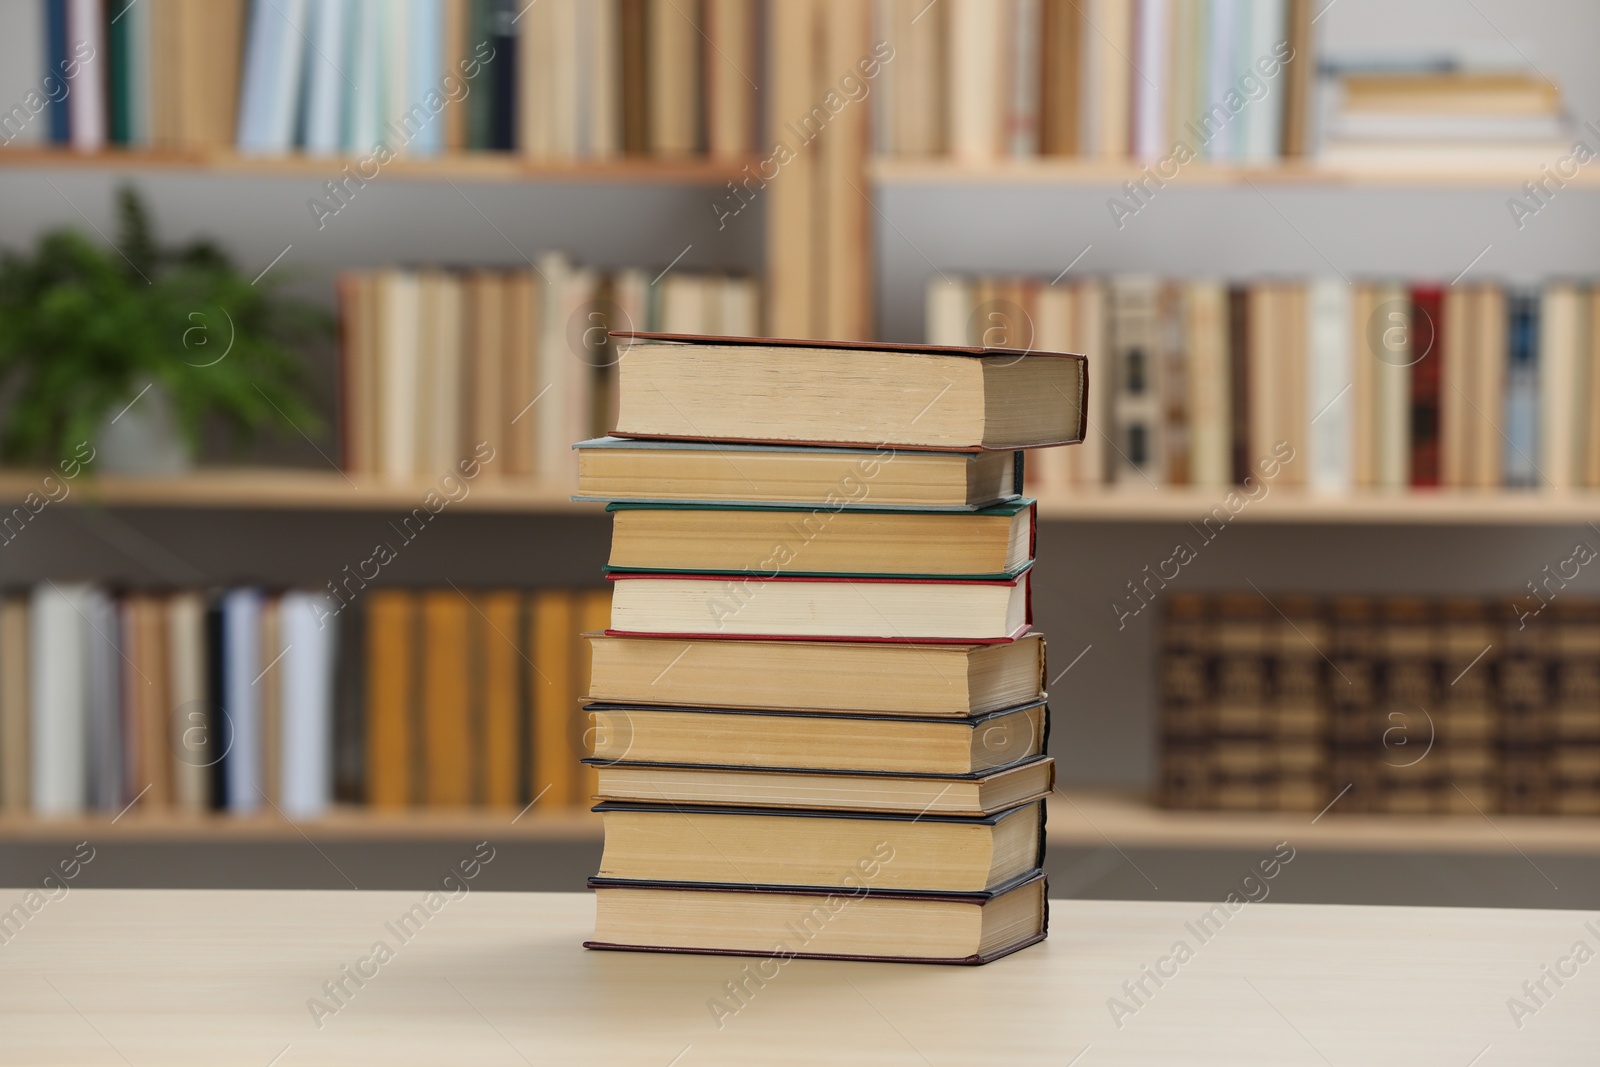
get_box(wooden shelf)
[1048,791,1600,855]
[4,794,1597,853]
[0,145,756,184]
[0,807,600,842]
[870,156,1600,189]
[6,469,1599,523]
[0,469,599,513]
[1032,486,1600,524]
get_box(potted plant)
[0,185,327,474]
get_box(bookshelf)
[7,471,1600,525]
[5,794,1598,855]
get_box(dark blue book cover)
[45,0,69,144]
[1504,291,1539,489]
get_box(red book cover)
[1410,286,1443,487]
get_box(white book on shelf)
[30,583,90,816]
[406,0,444,155]
[1307,278,1352,493]
[1203,0,1238,161]
[279,593,336,818]
[348,0,385,152]
[382,0,410,153]
[302,0,351,156]
[265,0,312,153]
[1240,0,1285,163]
[378,270,422,483]
[85,588,123,812]
[223,589,264,814]
[1133,0,1170,163]
[949,0,1003,161]
[66,0,107,152]
[237,0,281,151]
[925,276,971,346]
[1539,283,1582,490]
[1184,279,1231,488]
[1373,282,1411,490]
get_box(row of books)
[875,0,1315,162]
[336,257,759,484]
[1160,594,1600,815]
[0,583,610,818]
[576,333,1088,964]
[931,276,1600,492]
[21,0,757,159]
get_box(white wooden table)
[0,890,1594,1064]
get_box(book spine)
[1408,286,1442,488]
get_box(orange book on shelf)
[575,588,613,805]
[531,590,577,809]
[366,590,417,809]
[421,591,473,806]
[477,591,524,809]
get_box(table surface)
[0,889,1595,1065]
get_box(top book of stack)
[608,333,1089,451]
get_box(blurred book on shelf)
[874,0,1315,163]
[1159,593,1600,816]
[1316,47,1573,167]
[336,255,760,486]
[930,275,1600,495]
[8,0,758,160]
[0,583,610,820]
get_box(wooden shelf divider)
[0,145,758,185]
[5,468,1600,523]
[3,793,1596,853]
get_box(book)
[587,870,1048,963]
[575,437,1021,510]
[1306,278,1351,491]
[1504,289,1540,488]
[66,0,106,151]
[609,333,1088,451]
[1,596,30,811]
[1409,286,1443,487]
[1539,283,1584,489]
[421,590,472,806]
[531,588,576,808]
[589,756,1055,815]
[603,499,1036,578]
[592,800,1044,892]
[647,0,699,154]
[948,0,1002,160]
[280,592,336,817]
[222,588,263,813]
[476,590,523,808]
[585,700,1047,774]
[30,582,90,815]
[366,590,416,808]
[168,591,210,812]
[606,571,1032,643]
[586,631,1046,715]
[1109,277,1163,484]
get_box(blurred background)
[0,0,1596,908]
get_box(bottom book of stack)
[582,694,1056,966]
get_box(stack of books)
[574,331,1088,963]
